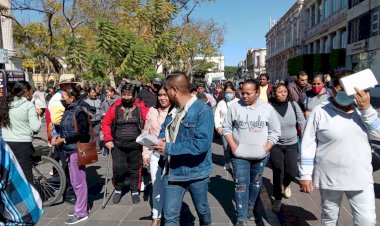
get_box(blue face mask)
[225,93,234,102]
[335,91,355,106]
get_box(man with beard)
[288,71,311,111]
[137,77,162,107]
[102,84,148,204]
[152,72,214,226]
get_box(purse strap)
[73,108,95,140]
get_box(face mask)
[60,100,70,109]
[335,91,355,106]
[225,93,234,102]
[122,98,134,108]
[312,86,323,94]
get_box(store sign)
[0,49,9,64]
[347,40,367,55]
[6,71,26,82]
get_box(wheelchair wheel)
[33,155,66,206]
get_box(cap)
[151,77,162,85]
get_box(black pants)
[6,142,34,184]
[269,143,298,200]
[112,145,142,192]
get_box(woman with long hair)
[268,84,305,212]
[53,86,90,225]
[215,82,239,170]
[2,81,42,184]
[142,85,171,226]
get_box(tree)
[224,66,238,79]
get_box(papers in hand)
[136,131,160,149]
[339,69,378,96]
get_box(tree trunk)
[108,71,116,88]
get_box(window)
[333,0,339,13]
[350,0,364,9]
[342,0,348,7]
[311,5,316,26]
[372,11,379,36]
[349,19,360,43]
[341,30,347,48]
[325,0,331,18]
[319,2,324,21]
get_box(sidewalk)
[35,140,273,226]
[261,160,380,225]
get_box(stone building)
[346,0,380,97]
[246,48,266,79]
[265,0,304,82]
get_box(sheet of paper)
[339,69,378,96]
[136,131,160,149]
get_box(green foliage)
[64,37,87,74]
[224,66,238,79]
[287,50,346,77]
[192,59,215,74]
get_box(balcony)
[304,7,347,40]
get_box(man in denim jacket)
[153,72,214,226]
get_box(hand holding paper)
[339,69,378,95]
[136,131,160,149]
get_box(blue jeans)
[232,154,269,222]
[163,177,211,226]
[221,136,231,165]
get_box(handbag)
[74,111,98,166]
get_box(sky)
[191,0,295,66]
[13,0,296,67]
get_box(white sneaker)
[272,200,281,213]
[283,185,292,198]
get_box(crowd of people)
[0,69,379,226]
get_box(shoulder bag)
[74,110,98,166]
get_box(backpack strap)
[112,104,122,137]
[136,101,144,131]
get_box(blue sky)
[14,0,295,66]
[191,0,295,66]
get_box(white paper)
[136,131,160,149]
[339,69,378,96]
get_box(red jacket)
[102,98,148,143]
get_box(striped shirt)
[0,138,43,225]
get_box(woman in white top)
[214,82,239,170]
[299,71,380,225]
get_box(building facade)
[0,0,22,70]
[194,55,225,85]
[246,48,266,78]
[346,0,380,98]
[302,0,348,55]
[266,0,304,82]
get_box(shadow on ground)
[262,177,318,226]
[209,175,235,223]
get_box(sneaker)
[272,200,281,213]
[247,208,254,221]
[283,185,292,198]
[234,220,246,226]
[67,211,74,217]
[223,163,231,170]
[96,147,101,154]
[101,148,108,157]
[132,193,140,204]
[64,215,88,225]
[113,191,122,204]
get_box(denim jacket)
[159,99,214,181]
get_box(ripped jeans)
[231,154,269,222]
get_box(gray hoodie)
[223,98,281,160]
[2,97,41,142]
[84,98,104,122]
